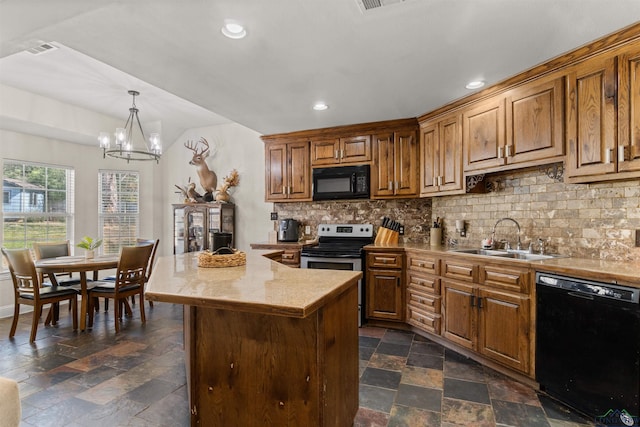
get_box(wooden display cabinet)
[173,203,235,254]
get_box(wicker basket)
[198,250,246,268]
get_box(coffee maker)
[278,219,299,242]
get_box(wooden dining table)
[35,255,119,331]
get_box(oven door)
[300,255,363,326]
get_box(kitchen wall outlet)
[636,229,640,247]
[305,225,311,235]
[399,225,404,235]
[270,212,278,221]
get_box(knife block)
[375,227,399,245]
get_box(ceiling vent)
[356,0,409,13]
[26,42,58,55]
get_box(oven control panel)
[317,223,373,238]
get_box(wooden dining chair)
[1,248,78,342]
[32,240,80,285]
[87,244,153,333]
[101,238,159,310]
[134,238,159,308]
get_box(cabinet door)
[566,54,617,179]
[419,122,439,195]
[371,132,396,197]
[442,280,476,350]
[265,142,288,200]
[438,115,463,193]
[477,288,530,374]
[394,129,418,196]
[174,207,185,254]
[287,141,311,200]
[505,77,564,164]
[618,45,640,173]
[340,135,371,164]
[463,97,506,172]
[185,207,206,252]
[366,268,404,321]
[310,138,340,166]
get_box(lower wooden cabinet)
[405,250,441,334]
[366,251,405,322]
[442,258,531,375]
[367,268,404,321]
[477,287,530,373]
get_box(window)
[2,160,75,270]
[99,171,139,254]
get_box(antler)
[184,137,210,155]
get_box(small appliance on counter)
[278,218,299,242]
[210,231,233,251]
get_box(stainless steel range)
[300,223,374,326]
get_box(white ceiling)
[1,0,639,149]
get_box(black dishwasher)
[536,272,640,420]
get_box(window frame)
[2,159,75,272]
[98,170,140,255]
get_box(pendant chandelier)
[98,90,161,163]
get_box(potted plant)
[77,236,103,259]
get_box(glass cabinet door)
[174,207,185,254]
[186,209,205,252]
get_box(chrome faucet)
[491,218,522,251]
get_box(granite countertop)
[145,249,361,317]
[365,242,640,287]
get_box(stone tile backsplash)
[275,168,640,261]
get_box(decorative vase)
[85,250,95,259]
[215,191,230,202]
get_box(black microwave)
[312,165,370,201]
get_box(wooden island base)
[184,285,359,426]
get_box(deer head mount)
[184,137,217,197]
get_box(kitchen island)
[145,250,362,427]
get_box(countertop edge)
[365,243,640,287]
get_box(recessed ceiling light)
[221,20,246,39]
[465,80,485,90]
[313,102,329,111]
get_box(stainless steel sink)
[447,248,563,261]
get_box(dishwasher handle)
[567,291,594,301]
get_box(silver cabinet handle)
[340,149,344,159]
[497,146,503,159]
[335,150,339,159]
[618,145,626,163]
[388,181,393,190]
[605,148,614,164]
[506,145,512,157]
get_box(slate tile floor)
[0,303,595,426]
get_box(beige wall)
[161,124,273,253]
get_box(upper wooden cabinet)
[420,113,464,196]
[566,44,640,182]
[463,76,564,174]
[371,127,419,198]
[264,140,311,202]
[310,135,371,166]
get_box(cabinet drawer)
[407,252,439,275]
[367,252,403,269]
[407,305,441,335]
[442,259,478,282]
[280,250,300,266]
[407,287,441,314]
[482,265,530,293]
[406,271,440,295]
